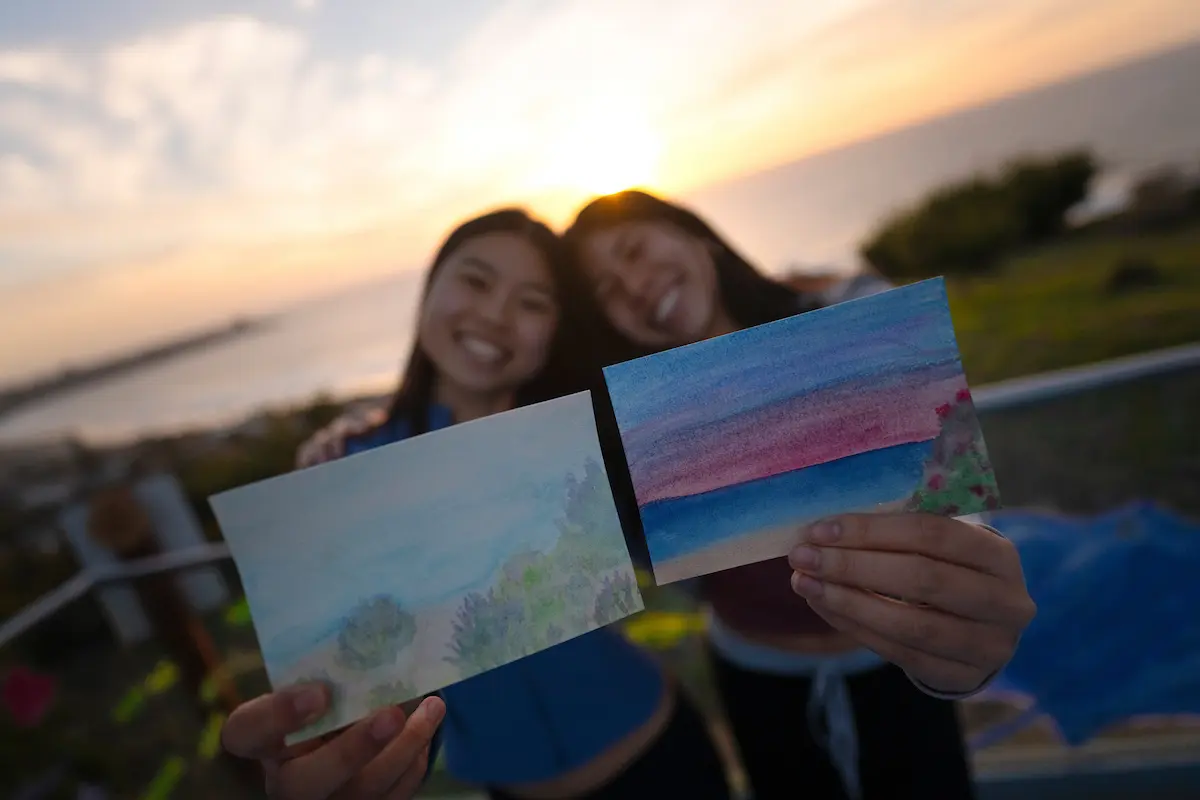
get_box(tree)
[335,595,417,672]
[1000,150,1096,240]
[860,148,1098,278]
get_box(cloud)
[1,0,1198,382]
[0,50,88,93]
[0,2,881,380]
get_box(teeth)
[460,335,505,363]
[654,286,680,326]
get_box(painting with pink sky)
[602,277,1001,584]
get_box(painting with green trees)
[209,391,643,744]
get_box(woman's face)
[577,219,721,349]
[419,232,559,398]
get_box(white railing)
[4,342,1198,651]
[969,342,1200,412]
[2,342,1199,763]
[0,542,231,647]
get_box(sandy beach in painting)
[651,499,908,585]
[275,596,463,742]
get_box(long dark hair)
[384,208,601,435]
[562,189,819,362]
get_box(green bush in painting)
[905,389,1001,515]
[335,595,417,672]
[444,585,530,673]
[593,569,638,626]
[444,457,638,676]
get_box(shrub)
[335,595,416,672]
[1105,257,1165,294]
[905,389,1001,516]
[594,569,639,626]
[443,587,528,674]
[443,460,641,676]
[861,149,1098,278]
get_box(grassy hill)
[948,221,1200,385]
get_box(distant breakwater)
[0,317,272,419]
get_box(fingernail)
[808,520,841,544]
[791,572,824,598]
[417,697,446,726]
[371,709,400,742]
[292,685,325,723]
[789,546,820,571]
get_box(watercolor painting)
[602,277,1000,585]
[208,391,643,743]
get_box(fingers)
[296,429,345,469]
[787,544,1017,624]
[384,743,431,800]
[792,575,1014,673]
[337,696,445,798]
[295,410,386,469]
[223,683,329,761]
[800,514,1015,578]
[808,604,988,695]
[274,706,408,800]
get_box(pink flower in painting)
[927,474,946,491]
[956,388,972,403]
[2,666,56,727]
[935,403,952,419]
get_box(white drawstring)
[808,665,862,800]
[707,611,882,800]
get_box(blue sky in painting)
[603,277,962,432]
[209,390,619,666]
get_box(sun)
[533,104,662,198]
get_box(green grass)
[947,222,1200,384]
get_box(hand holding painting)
[296,407,388,469]
[787,512,1035,695]
[601,277,1037,697]
[220,682,445,799]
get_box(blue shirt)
[344,405,666,787]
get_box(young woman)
[562,190,1036,800]
[220,208,733,800]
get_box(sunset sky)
[2,0,1199,383]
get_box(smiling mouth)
[651,285,682,329]
[455,332,510,366]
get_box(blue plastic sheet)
[985,502,1200,745]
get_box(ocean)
[3,41,1199,446]
[642,439,933,563]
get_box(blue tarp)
[984,502,1200,745]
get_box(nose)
[613,265,655,311]
[474,287,513,327]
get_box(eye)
[618,234,643,264]
[519,293,555,315]
[460,270,489,291]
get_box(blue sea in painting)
[641,439,933,563]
